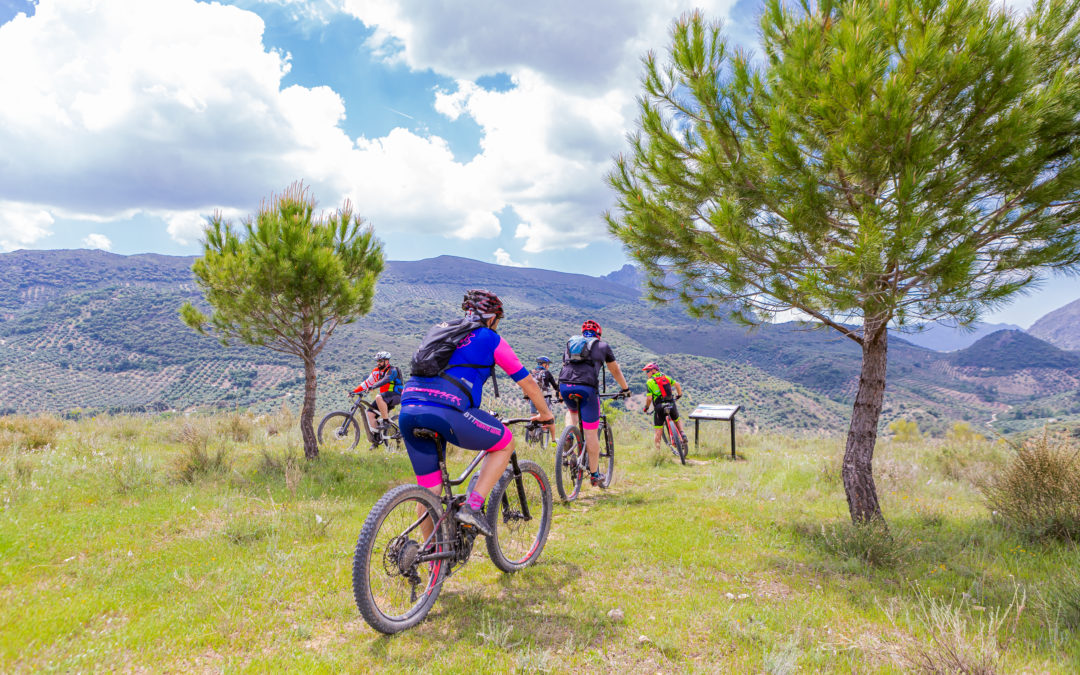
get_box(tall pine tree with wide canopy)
[607,0,1080,523]
[181,183,384,459]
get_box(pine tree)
[181,183,385,459]
[607,0,1080,523]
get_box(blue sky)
[0,0,1071,328]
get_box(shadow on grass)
[364,559,621,660]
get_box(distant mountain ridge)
[3,249,1079,435]
[1029,296,1080,350]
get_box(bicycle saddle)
[412,428,441,441]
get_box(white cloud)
[493,248,526,267]
[82,233,113,251]
[0,201,54,251]
[344,0,740,252]
[0,0,745,254]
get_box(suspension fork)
[507,451,533,520]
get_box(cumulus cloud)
[82,233,113,251]
[345,0,739,251]
[493,248,526,267]
[0,201,54,251]
[0,0,745,254]
[0,0,505,244]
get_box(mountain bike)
[352,418,553,634]
[523,394,559,447]
[657,401,688,465]
[317,392,401,452]
[554,392,620,501]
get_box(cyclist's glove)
[676,393,682,400]
[619,387,631,399]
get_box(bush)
[812,520,909,569]
[889,418,921,443]
[0,415,64,451]
[170,423,229,483]
[982,434,1080,541]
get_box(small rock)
[725,592,735,599]
[607,608,624,621]
[638,635,650,644]
[737,593,749,600]
[815,584,823,590]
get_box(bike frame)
[408,419,538,568]
[346,394,395,441]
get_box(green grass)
[1,412,1078,672]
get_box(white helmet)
[375,351,391,361]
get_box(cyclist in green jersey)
[641,363,687,452]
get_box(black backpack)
[409,318,498,405]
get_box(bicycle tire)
[668,418,687,465]
[352,484,448,634]
[599,419,615,487]
[554,426,584,502]
[486,460,553,572]
[317,412,361,451]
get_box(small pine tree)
[181,183,385,459]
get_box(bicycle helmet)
[642,362,659,372]
[536,356,552,365]
[374,351,391,361]
[462,289,504,318]
[582,319,602,336]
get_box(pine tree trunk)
[300,355,319,460]
[842,320,888,524]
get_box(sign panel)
[689,404,742,421]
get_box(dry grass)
[983,433,1080,541]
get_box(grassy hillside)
[2,413,1077,672]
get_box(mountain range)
[3,249,1080,436]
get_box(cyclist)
[527,357,561,413]
[641,362,687,452]
[557,320,630,488]
[399,290,554,537]
[352,351,403,442]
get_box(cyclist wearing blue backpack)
[399,289,555,536]
[558,320,630,487]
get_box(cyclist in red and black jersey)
[352,351,403,441]
[557,320,630,487]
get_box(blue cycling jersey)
[402,326,529,410]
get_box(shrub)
[889,418,921,443]
[1036,560,1080,637]
[0,415,64,451]
[982,434,1080,541]
[170,423,229,483]
[812,520,909,570]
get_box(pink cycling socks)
[466,490,485,510]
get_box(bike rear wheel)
[486,460,553,572]
[554,426,584,502]
[599,418,616,487]
[352,484,448,634]
[317,412,361,451]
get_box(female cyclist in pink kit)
[398,290,554,536]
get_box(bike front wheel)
[599,419,616,487]
[486,460,553,572]
[554,426,584,502]
[352,484,448,634]
[317,412,361,451]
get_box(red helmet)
[462,289,504,317]
[582,320,602,336]
[642,362,659,372]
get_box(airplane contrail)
[386,107,414,120]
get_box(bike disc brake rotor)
[383,536,421,578]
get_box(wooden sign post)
[688,404,742,459]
